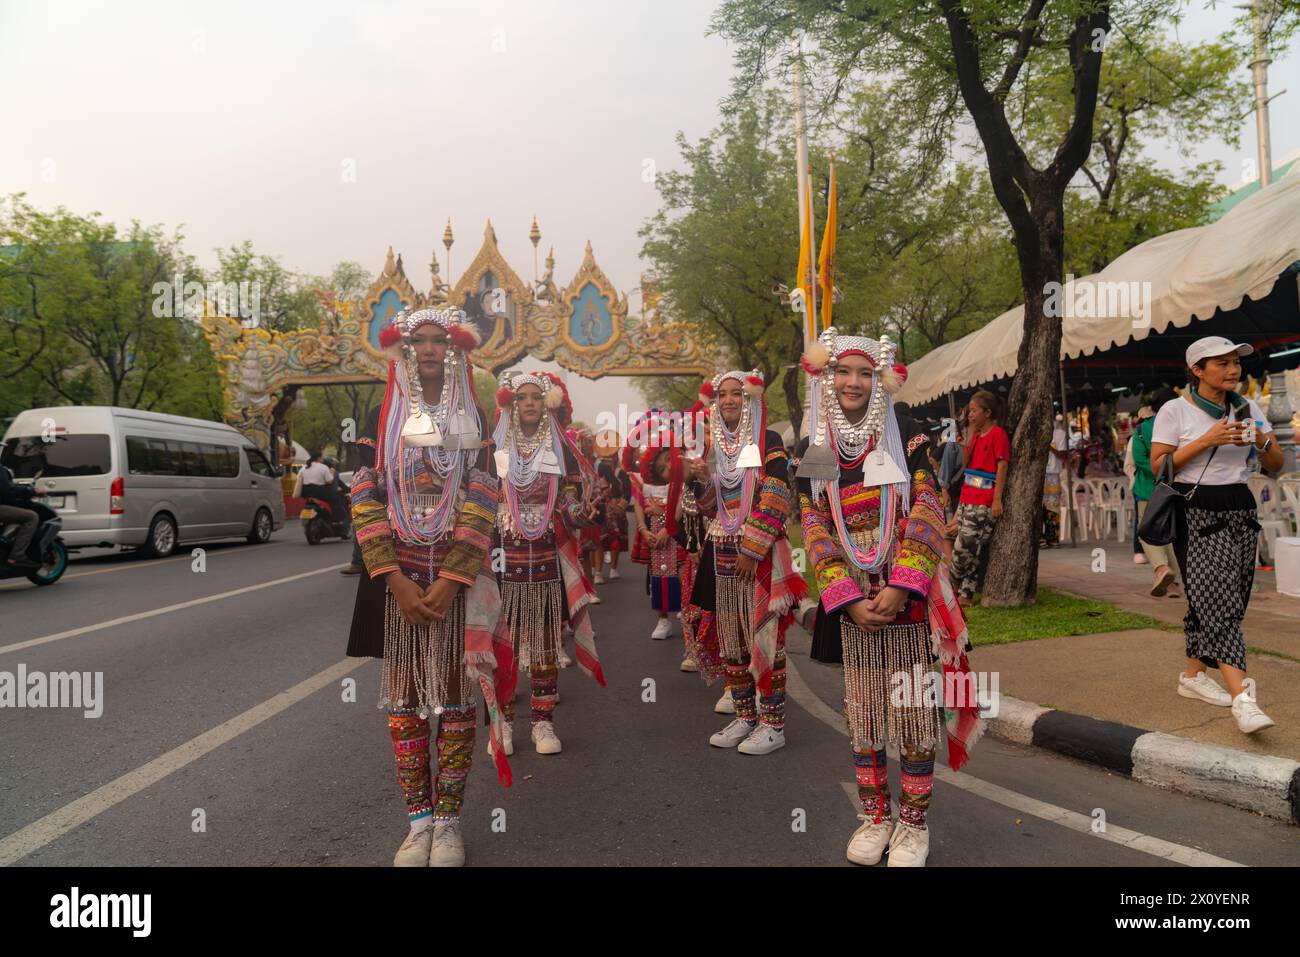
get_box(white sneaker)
[709,717,756,748]
[487,720,515,757]
[532,720,563,754]
[608,567,621,580]
[1177,671,1231,707]
[650,618,671,640]
[886,822,929,867]
[1231,679,1275,734]
[558,649,572,669]
[737,724,785,755]
[1133,554,1148,565]
[604,551,613,564]
[428,818,465,867]
[714,689,736,714]
[680,656,699,673]
[593,572,604,585]
[393,824,433,866]
[846,816,895,866]
[589,593,602,604]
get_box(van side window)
[245,447,275,477]
[126,436,180,475]
[203,444,240,478]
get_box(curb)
[987,694,1300,825]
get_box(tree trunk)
[979,190,1065,608]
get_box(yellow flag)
[796,174,816,342]
[818,160,837,336]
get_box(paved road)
[1,530,1298,866]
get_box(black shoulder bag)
[1137,443,1217,547]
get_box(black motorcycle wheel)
[27,541,68,586]
[304,516,323,545]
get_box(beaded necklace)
[711,409,757,536]
[821,381,897,574]
[501,409,560,541]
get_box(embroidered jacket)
[351,415,499,588]
[795,421,943,615]
[690,428,793,562]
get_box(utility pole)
[1244,0,1284,188]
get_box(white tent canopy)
[896,164,1300,407]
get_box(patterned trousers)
[853,742,935,829]
[388,701,477,822]
[501,663,559,726]
[1174,504,1258,672]
[724,650,787,730]
[951,503,995,598]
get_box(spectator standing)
[948,390,1010,602]
[1129,388,1181,597]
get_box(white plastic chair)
[1071,480,1099,539]
[1248,475,1290,564]
[1276,477,1300,534]
[1094,477,1132,542]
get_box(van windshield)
[1,434,111,478]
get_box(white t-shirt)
[1045,426,1067,477]
[1150,395,1271,486]
[300,462,333,485]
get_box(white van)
[1,406,285,557]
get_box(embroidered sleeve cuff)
[887,563,931,599]
[820,576,864,612]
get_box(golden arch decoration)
[202,219,712,450]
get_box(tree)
[214,240,320,332]
[715,0,1162,607]
[640,93,804,426]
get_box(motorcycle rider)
[0,457,45,567]
[300,450,346,527]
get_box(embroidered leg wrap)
[898,740,936,830]
[531,663,558,725]
[432,702,476,820]
[725,657,756,724]
[758,650,786,730]
[853,746,891,823]
[387,706,432,823]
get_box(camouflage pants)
[951,503,995,599]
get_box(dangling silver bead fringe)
[840,617,942,751]
[501,579,565,672]
[379,589,468,719]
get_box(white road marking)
[0,563,348,656]
[787,654,1244,868]
[0,542,286,591]
[0,656,369,866]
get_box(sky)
[2,0,1297,427]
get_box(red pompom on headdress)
[698,380,716,403]
[882,361,908,395]
[800,341,831,376]
[496,386,515,408]
[743,373,765,398]
[447,323,482,352]
[378,324,403,351]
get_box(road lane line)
[787,654,1244,868]
[0,563,348,656]
[0,542,289,591]
[0,656,369,866]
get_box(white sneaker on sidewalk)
[680,656,699,673]
[714,688,735,714]
[737,724,784,755]
[709,718,756,748]
[487,720,514,756]
[428,818,465,867]
[393,824,433,866]
[608,567,621,580]
[593,571,604,585]
[886,823,929,867]
[650,618,671,640]
[1177,671,1231,707]
[846,816,895,866]
[1231,679,1275,734]
[532,720,563,754]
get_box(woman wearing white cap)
[1149,336,1283,735]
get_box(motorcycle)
[300,494,351,545]
[0,500,69,586]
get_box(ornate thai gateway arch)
[203,220,712,451]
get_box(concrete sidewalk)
[973,540,1300,763]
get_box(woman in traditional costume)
[349,308,513,868]
[795,327,983,867]
[490,372,606,756]
[682,370,805,750]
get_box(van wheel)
[247,507,273,544]
[142,513,177,558]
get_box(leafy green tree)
[714,0,1160,606]
[214,240,320,332]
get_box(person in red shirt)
[948,390,1010,601]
